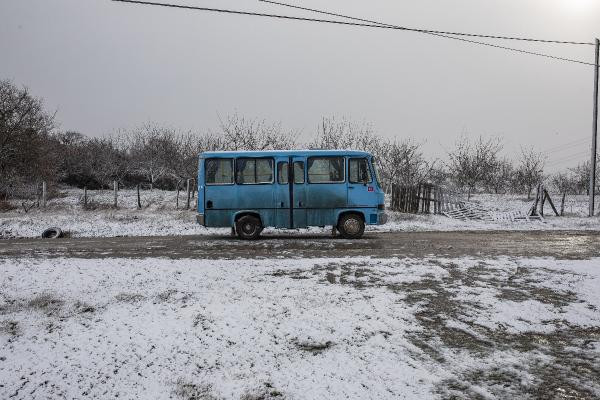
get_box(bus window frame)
[235,157,275,185]
[348,157,373,184]
[277,161,305,184]
[307,156,346,184]
[204,158,235,186]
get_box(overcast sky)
[1,0,599,169]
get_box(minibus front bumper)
[196,213,205,226]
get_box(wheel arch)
[231,210,263,227]
[335,209,366,226]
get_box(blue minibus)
[196,150,387,239]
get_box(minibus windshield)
[371,157,382,187]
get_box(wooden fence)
[391,184,440,214]
[390,183,463,214]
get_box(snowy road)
[2,231,600,399]
[1,256,599,399]
[1,230,600,259]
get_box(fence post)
[84,186,88,208]
[531,184,541,215]
[176,180,181,209]
[540,185,546,217]
[42,181,47,208]
[186,179,191,209]
[113,180,118,208]
[137,184,141,209]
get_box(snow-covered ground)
[1,256,599,399]
[1,189,599,239]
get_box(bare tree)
[0,80,57,197]
[310,116,379,154]
[310,117,436,190]
[487,157,514,194]
[551,171,575,195]
[515,146,546,199]
[128,124,179,190]
[446,135,503,199]
[568,161,599,195]
[376,139,432,190]
[86,136,130,189]
[177,131,225,181]
[218,113,296,151]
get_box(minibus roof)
[200,149,372,158]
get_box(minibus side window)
[236,158,274,184]
[349,158,372,184]
[278,162,305,184]
[205,158,233,185]
[307,157,344,183]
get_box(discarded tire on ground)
[41,227,63,239]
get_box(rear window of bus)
[205,158,233,185]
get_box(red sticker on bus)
[368,186,374,192]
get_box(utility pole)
[590,38,599,217]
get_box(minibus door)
[290,156,307,228]
[275,157,306,228]
[347,157,375,207]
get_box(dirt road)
[1,230,599,259]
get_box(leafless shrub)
[515,146,547,199]
[446,135,503,199]
[568,161,599,195]
[377,139,435,190]
[550,172,576,195]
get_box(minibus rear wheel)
[235,215,262,240]
[337,213,365,239]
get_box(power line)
[546,150,592,167]
[259,0,595,46]
[258,0,597,67]
[111,0,596,66]
[544,138,589,154]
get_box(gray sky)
[1,0,599,170]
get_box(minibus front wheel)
[235,215,262,240]
[337,213,365,239]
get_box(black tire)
[337,214,365,239]
[41,227,63,239]
[235,215,262,240]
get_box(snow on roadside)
[0,189,598,239]
[1,256,599,399]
